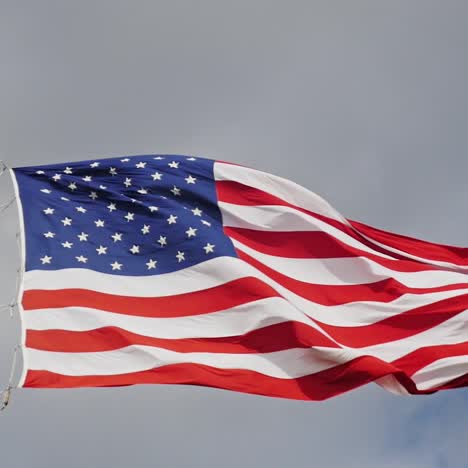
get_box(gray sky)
[1,1,468,467]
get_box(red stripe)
[350,219,468,267]
[225,226,440,273]
[236,248,468,306]
[217,180,410,262]
[26,321,339,353]
[437,373,468,391]
[218,180,468,268]
[315,293,468,348]
[392,341,468,376]
[21,357,400,399]
[22,277,280,317]
[26,357,457,398]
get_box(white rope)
[0,302,17,318]
[0,161,15,213]
[0,163,20,411]
[0,160,6,178]
[0,197,15,213]
[1,346,18,411]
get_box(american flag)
[10,154,468,399]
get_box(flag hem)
[9,168,27,388]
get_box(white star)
[191,207,202,216]
[36,170,45,175]
[62,241,73,248]
[61,217,72,226]
[77,232,89,242]
[157,235,167,247]
[141,224,150,234]
[137,188,148,195]
[95,219,105,227]
[68,182,77,191]
[136,162,147,169]
[90,162,100,168]
[168,161,179,169]
[60,197,70,202]
[151,172,163,181]
[82,175,93,182]
[96,245,108,255]
[76,255,88,263]
[109,167,117,176]
[167,214,177,224]
[40,255,52,264]
[187,157,197,161]
[124,178,132,188]
[89,191,98,200]
[204,243,215,254]
[170,186,181,196]
[63,167,73,174]
[146,259,157,270]
[176,251,185,262]
[185,175,197,184]
[130,245,140,254]
[43,207,54,215]
[112,232,123,242]
[40,189,52,194]
[99,185,107,190]
[43,232,55,238]
[52,174,62,181]
[186,227,197,238]
[120,158,130,162]
[111,261,122,271]
[153,156,165,160]
[75,206,87,213]
[107,203,117,212]
[125,212,135,222]
[201,220,212,226]
[148,206,159,212]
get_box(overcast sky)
[1,1,468,467]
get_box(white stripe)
[24,257,250,296]
[23,260,468,328]
[353,230,468,272]
[374,374,410,396]
[219,201,395,260]
[25,289,468,342]
[219,201,325,231]
[25,307,468,380]
[24,297,317,338]
[412,355,468,390]
[26,345,343,378]
[233,239,468,288]
[24,287,468,332]
[214,162,348,225]
[25,306,468,380]
[33,304,468,361]
[215,162,468,271]
[368,310,468,361]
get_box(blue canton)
[13,155,237,276]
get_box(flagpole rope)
[0,197,15,213]
[0,302,17,318]
[0,161,15,214]
[0,161,21,410]
[0,160,6,178]
[1,346,18,411]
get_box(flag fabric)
[10,155,468,400]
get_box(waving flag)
[10,155,468,400]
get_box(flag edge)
[9,168,28,388]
